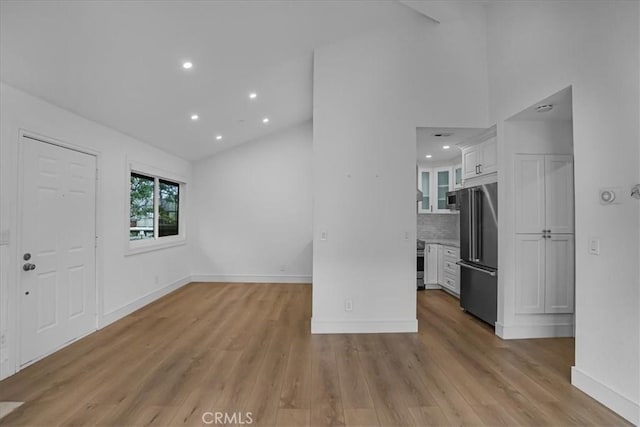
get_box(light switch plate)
[0,229,9,246]
[588,238,600,255]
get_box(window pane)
[130,173,155,240]
[159,179,179,237]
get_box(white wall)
[190,121,313,283]
[487,1,639,423]
[0,83,192,380]
[312,6,489,333]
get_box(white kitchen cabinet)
[454,164,463,189]
[515,234,574,314]
[437,244,444,285]
[418,166,454,213]
[462,137,497,180]
[441,245,460,295]
[426,244,439,284]
[515,154,574,234]
[544,234,575,313]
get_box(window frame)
[126,161,187,255]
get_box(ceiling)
[508,86,573,121]
[0,0,419,161]
[417,127,486,164]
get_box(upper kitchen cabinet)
[418,166,453,213]
[515,154,574,234]
[461,126,497,182]
[416,127,486,213]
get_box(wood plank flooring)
[0,284,631,426]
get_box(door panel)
[515,155,546,234]
[545,155,574,234]
[515,234,545,314]
[20,136,97,365]
[545,235,575,313]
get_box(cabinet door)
[515,234,545,314]
[515,155,546,234]
[437,245,444,285]
[434,167,452,212]
[463,148,479,180]
[479,138,498,175]
[454,164,463,189]
[418,168,431,213]
[545,155,574,234]
[426,244,439,284]
[545,234,574,313]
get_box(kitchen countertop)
[422,239,460,248]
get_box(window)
[128,166,185,253]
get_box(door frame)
[14,129,102,371]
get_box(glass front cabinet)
[418,166,454,213]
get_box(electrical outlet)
[344,299,353,312]
[321,231,328,241]
[279,265,286,272]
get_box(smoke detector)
[536,104,554,113]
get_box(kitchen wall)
[0,83,193,380]
[487,1,639,423]
[417,214,459,241]
[312,4,489,333]
[190,121,313,283]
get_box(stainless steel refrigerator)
[457,182,498,326]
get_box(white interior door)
[20,136,97,365]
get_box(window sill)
[125,237,186,256]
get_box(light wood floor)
[0,283,630,426]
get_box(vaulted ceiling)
[1,0,425,161]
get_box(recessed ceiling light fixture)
[190,114,199,121]
[215,135,222,141]
[442,145,450,150]
[182,61,193,69]
[249,92,257,99]
[262,117,270,124]
[425,154,433,159]
[536,104,554,113]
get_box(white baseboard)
[425,284,441,290]
[495,322,574,339]
[99,276,191,328]
[191,274,312,284]
[571,367,639,425]
[311,318,418,334]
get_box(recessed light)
[442,145,450,150]
[536,104,554,113]
[182,62,193,69]
[249,92,257,99]
[190,114,199,121]
[425,154,433,159]
[215,135,222,140]
[262,117,269,124]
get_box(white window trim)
[126,161,187,256]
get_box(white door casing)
[20,136,97,365]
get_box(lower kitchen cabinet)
[424,244,460,297]
[515,234,574,314]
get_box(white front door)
[20,135,97,365]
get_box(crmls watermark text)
[201,411,254,425]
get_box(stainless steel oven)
[417,240,425,290]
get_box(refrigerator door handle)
[457,261,497,277]
[469,189,476,261]
[475,188,482,261]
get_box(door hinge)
[95,236,98,248]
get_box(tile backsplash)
[417,214,459,241]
